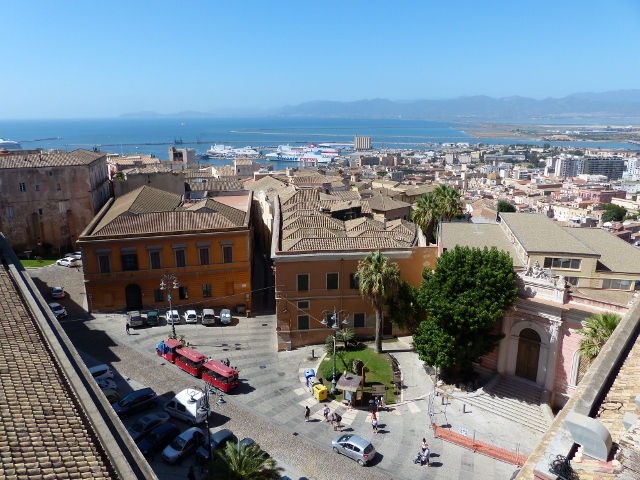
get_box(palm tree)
[577,312,621,360]
[356,251,401,353]
[206,440,283,480]
[412,192,439,243]
[433,184,463,221]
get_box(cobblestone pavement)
[30,265,531,480]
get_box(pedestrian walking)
[374,397,380,412]
[335,412,342,431]
[187,465,196,480]
[330,413,336,430]
[371,412,378,434]
[125,323,130,335]
[323,405,330,422]
[304,406,310,422]
[421,440,430,467]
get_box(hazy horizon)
[2,0,639,119]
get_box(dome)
[488,172,500,180]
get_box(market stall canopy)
[371,384,386,397]
[336,373,363,392]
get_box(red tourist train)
[155,339,239,392]
[202,360,239,393]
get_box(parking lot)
[30,263,395,480]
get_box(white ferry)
[0,139,22,150]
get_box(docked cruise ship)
[0,139,22,150]
[206,144,260,157]
[264,144,338,164]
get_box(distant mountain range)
[120,90,640,120]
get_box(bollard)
[463,403,467,413]
[441,396,445,405]
[312,349,315,359]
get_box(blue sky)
[2,0,639,118]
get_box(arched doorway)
[515,328,541,381]
[125,284,143,311]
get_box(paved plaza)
[30,264,542,480]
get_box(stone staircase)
[463,376,551,434]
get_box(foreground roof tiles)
[0,264,114,479]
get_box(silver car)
[331,434,376,466]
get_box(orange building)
[78,186,252,313]
[272,189,437,350]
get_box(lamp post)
[190,383,226,463]
[160,274,179,337]
[321,308,349,395]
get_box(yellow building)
[78,186,252,313]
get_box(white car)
[65,251,82,260]
[89,364,114,381]
[56,258,78,268]
[184,310,198,324]
[48,302,67,318]
[162,427,205,464]
[50,286,65,299]
[219,309,232,325]
[166,310,180,325]
[96,378,117,390]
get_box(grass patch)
[21,259,57,267]
[319,343,396,405]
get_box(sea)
[0,117,637,170]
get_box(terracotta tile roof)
[366,195,410,212]
[0,149,105,169]
[212,165,236,177]
[0,263,114,479]
[319,191,361,201]
[90,186,248,236]
[186,179,244,191]
[122,165,174,175]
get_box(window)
[6,206,15,219]
[602,278,632,290]
[121,253,138,271]
[565,277,579,287]
[175,249,186,267]
[325,312,335,328]
[179,286,188,299]
[222,245,233,264]
[56,183,61,191]
[326,273,339,290]
[576,355,593,385]
[58,201,67,214]
[98,255,111,273]
[202,284,212,298]
[149,251,162,269]
[297,300,310,310]
[353,313,366,328]
[35,184,40,191]
[38,208,43,216]
[199,248,210,266]
[297,274,309,291]
[298,315,310,330]
[19,183,26,192]
[543,257,581,270]
[349,273,360,290]
[154,289,163,302]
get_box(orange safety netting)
[432,423,528,466]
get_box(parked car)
[195,428,236,463]
[113,387,158,418]
[89,364,114,381]
[126,311,144,328]
[146,310,159,326]
[166,309,180,325]
[56,258,78,268]
[102,388,120,404]
[127,412,171,442]
[201,308,216,326]
[65,251,82,260]
[331,434,376,466]
[136,423,181,458]
[50,286,65,299]
[184,310,198,324]
[48,302,67,319]
[219,309,232,325]
[96,378,117,390]
[161,427,205,465]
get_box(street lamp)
[190,383,226,463]
[321,308,349,395]
[160,274,179,337]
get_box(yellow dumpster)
[313,383,328,402]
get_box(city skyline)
[2,0,640,119]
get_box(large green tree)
[497,199,516,213]
[206,440,283,480]
[577,312,621,360]
[601,204,627,223]
[414,246,518,372]
[356,250,401,353]
[386,280,425,333]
